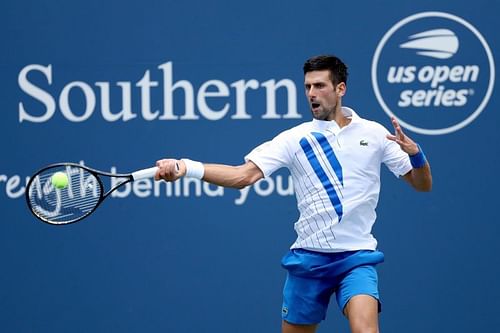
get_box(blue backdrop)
[1,1,498,332]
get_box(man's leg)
[282,320,318,333]
[344,295,379,333]
[336,264,381,333]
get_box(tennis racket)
[25,163,158,225]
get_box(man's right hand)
[155,159,185,182]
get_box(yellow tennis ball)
[51,171,69,189]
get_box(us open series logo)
[371,12,495,135]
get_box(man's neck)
[330,106,351,128]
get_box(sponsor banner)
[17,61,302,123]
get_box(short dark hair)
[303,55,348,86]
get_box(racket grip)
[132,167,158,180]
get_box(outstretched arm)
[386,117,433,192]
[155,159,264,189]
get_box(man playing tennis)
[155,55,432,333]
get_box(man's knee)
[349,320,378,333]
[345,295,379,333]
[282,320,318,333]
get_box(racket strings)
[27,166,102,224]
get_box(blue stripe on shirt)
[300,137,343,222]
[311,132,343,186]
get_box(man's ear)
[336,82,347,97]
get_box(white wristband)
[181,159,205,179]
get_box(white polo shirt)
[245,107,413,252]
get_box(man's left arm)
[386,116,432,192]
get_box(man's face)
[304,70,345,121]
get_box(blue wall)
[1,1,498,332]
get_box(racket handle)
[132,167,158,180]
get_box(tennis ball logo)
[371,12,495,135]
[51,171,69,189]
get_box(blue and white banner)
[1,1,498,332]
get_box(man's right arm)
[155,159,264,189]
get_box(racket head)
[25,163,105,225]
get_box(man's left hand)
[386,116,419,155]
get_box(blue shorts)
[281,249,384,325]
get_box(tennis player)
[155,55,432,333]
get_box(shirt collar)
[311,107,361,132]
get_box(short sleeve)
[244,131,292,178]
[381,128,413,177]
